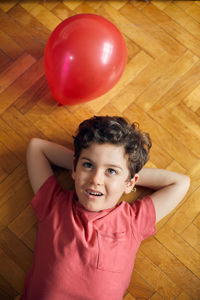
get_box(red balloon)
[44,14,127,106]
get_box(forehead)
[80,143,128,166]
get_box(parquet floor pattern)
[0,1,200,299]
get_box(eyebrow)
[81,157,123,170]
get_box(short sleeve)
[30,175,66,222]
[131,196,156,241]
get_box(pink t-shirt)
[20,175,156,300]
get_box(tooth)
[88,191,102,196]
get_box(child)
[21,116,190,300]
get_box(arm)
[136,168,190,223]
[26,138,73,194]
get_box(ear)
[124,174,139,194]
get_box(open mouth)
[86,189,103,197]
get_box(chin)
[82,202,101,212]
[85,205,100,212]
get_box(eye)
[82,162,93,169]
[107,168,117,175]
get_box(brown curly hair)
[73,116,152,178]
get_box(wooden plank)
[171,103,200,137]
[66,104,97,123]
[0,182,33,231]
[0,29,23,60]
[140,237,200,299]
[111,51,182,113]
[2,106,45,145]
[19,1,40,11]
[0,165,7,183]
[42,0,59,10]
[183,83,200,112]
[185,2,200,23]
[120,3,185,57]
[8,205,37,239]
[0,53,35,93]
[173,1,193,11]
[62,0,82,10]
[0,249,25,293]
[0,1,19,12]
[0,58,44,114]
[0,50,12,74]
[122,35,140,63]
[0,142,20,175]
[25,105,73,146]
[98,103,122,117]
[0,228,33,273]
[27,4,61,31]
[149,103,200,157]
[8,4,51,44]
[14,75,50,114]
[158,61,200,110]
[155,224,200,278]
[142,3,200,57]
[128,270,155,299]
[135,51,198,111]
[131,1,149,10]
[166,160,186,174]
[0,164,27,208]
[0,118,28,163]
[149,292,163,300]
[98,2,164,58]
[37,90,59,115]
[194,214,200,229]
[50,106,81,137]
[123,292,136,300]
[0,9,44,59]
[0,274,18,300]
[152,1,171,10]
[134,250,181,298]
[187,162,200,196]
[124,104,198,170]
[176,292,192,300]
[166,186,200,234]
[52,2,74,20]
[109,0,127,10]
[74,2,97,15]
[181,223,200,253]
[87,51,153,112]
[164,3,200,41]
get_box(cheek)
[107,178,126,192]
[74,170,89,185]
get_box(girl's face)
[72,143,138,212]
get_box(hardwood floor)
[0,1,200,299]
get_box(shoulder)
[124,197,156,240]
[31,175,74,221]
[120,196,155,215]
[131,196,155,213]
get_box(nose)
[90,169,103,186]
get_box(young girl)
[21,116,190,300]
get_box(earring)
[132,187,136,192]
